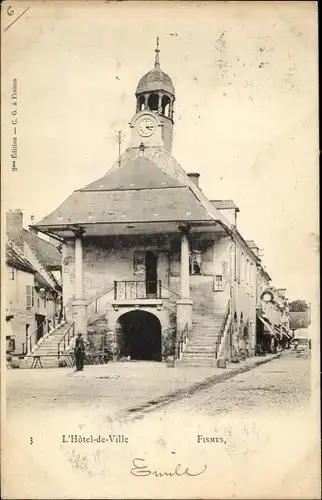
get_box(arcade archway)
[117,310,162,361]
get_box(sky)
[2,1,318,307]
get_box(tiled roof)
[36,187,213,226]
[136,68,175,95]
[34,271,52,289]
[22,229,61,269]
[82,157,183,191]
[211,200,240,211]
[34,147,233,232]
[6,244,35,274]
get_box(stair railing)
[215,299,231,359]
[160,284,180,313]
[57,321,75,358]
[24,307,65,355]
[160,284,181,299]
[176,323,189,359]
[86,286,114,316]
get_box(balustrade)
[114,281,162,300]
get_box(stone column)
[144,94,149,109]
[176,227,193,332]
[169,99,174,119]
[158,93,163,114]
[71,230,88,339]
[180,232,189,299]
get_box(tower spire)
[154,36,160,68]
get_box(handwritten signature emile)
[130,457,207,477]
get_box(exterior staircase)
[182,312,224,366]
[23,322,73,368]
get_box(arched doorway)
[117,311,162,361]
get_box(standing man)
[75,333,87,371]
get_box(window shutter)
[26,285,32,309]
[133,251,146,278]
[201,243,213,275]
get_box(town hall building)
[32,39,273,366]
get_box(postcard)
[1,1,320,498]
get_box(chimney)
[6,209,24,251]
[187,172,200,187]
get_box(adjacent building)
[6,210,62,355]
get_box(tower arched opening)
[161,95,170,116]
[138,95,145,111]
[148,93,159,111]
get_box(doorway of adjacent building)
[117,310,162,361]
[35,314,46,342]
[145,251,158,297]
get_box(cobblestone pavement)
[145,348,311,418]
[5,353,279,418]
[4,349,319,500]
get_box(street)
[3,349,319,500]
[144,348,311,419]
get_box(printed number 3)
[30,437,33,445]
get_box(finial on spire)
[154,36,160,68]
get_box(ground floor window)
[214,274,223,291]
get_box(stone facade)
[59,229,259,361]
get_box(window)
[189,249,202,275]
[7,337,15,352]
[37,298,40,308]
[8,267,15,280]
[250,263,254,288]
[43,297,47,308]
[236,249,241,282]
[214,275,224,291]
[26,285,34,309]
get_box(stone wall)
[62,232,259,358]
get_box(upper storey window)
[189,249,202,275]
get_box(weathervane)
[154,36,160,68]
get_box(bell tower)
[132,37,175,152]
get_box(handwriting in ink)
[130,457,207,477]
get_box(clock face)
[138,117,156,137]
